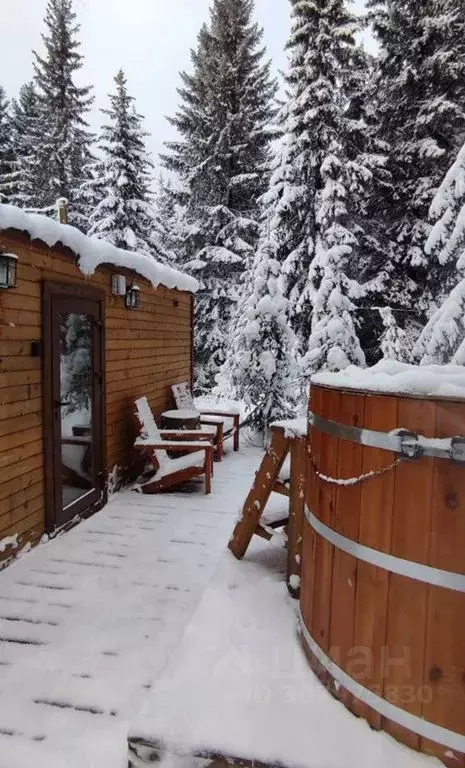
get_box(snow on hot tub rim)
[311,360,465,401]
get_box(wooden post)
[233,413,240,451]
[286,435,306,598]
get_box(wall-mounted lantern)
[0,252,18,289]
[125,285,140,309]
[111,274,127,296]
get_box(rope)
[310,455,403,487]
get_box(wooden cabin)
[0,204,197,566]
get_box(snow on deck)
[0,445,260,768]
[129,542,437,768]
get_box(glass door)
[58,310,95,510]
[43,284,105,531]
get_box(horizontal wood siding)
[0,231,193,562]
[105,283,192,480]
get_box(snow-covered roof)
[0,204,198,294]
[312,360,465,399]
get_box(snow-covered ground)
[0,441,440,768]
[129,541,438,768]
[0,445,260,768]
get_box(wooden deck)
[0,445,262,768]
[128,537,433,768]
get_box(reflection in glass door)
[59,313,94,509]
[43,283,105,532]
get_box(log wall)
[0,230,193,562]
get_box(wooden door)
[43,282,106,532]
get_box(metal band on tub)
[305,507,465,593]
[309,411,465,463]
[298,608,465,753]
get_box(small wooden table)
[161,409,201,458]
[161,409,200,431]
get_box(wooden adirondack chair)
[134,397,214,494]
[171,382,240,462]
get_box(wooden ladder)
[228,424,306,597]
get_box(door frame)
[42,280,107,534]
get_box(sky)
[2,0,371,167]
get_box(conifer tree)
[163,0,277,391]
[154,175,184,261]
[0,87,13,204]
[261,0,383,373]
[367,0,465,315]
[33,0,94,225]
[379,308,414,362]
[343,47,392,363]
[303,158,366,376]
[224,227,297,433]
[416,143,465,364]
[1,83,44,208]
[88,70,169,263]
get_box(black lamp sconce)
[125,284,140,309]
[112,272,140,309]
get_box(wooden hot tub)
[300,367,465,768]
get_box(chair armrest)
[162,444,211,453]
[135,439,211,450]
[199,410,240,419]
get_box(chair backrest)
[171,381,196,410]
[134,397,169,468]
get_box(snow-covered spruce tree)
[87,70,170,263]
[367,0,465,316]
[0,87,13,204]
[342,46,393,364]
[225,229,297,432]
[415,143,465,364]
[163,0,277,391]
[262,0,385,373]
[154,175,184,261]
[379,308,413,362]
[33,0,94,225]
[1,83,44,208]
[303,152,366,375]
